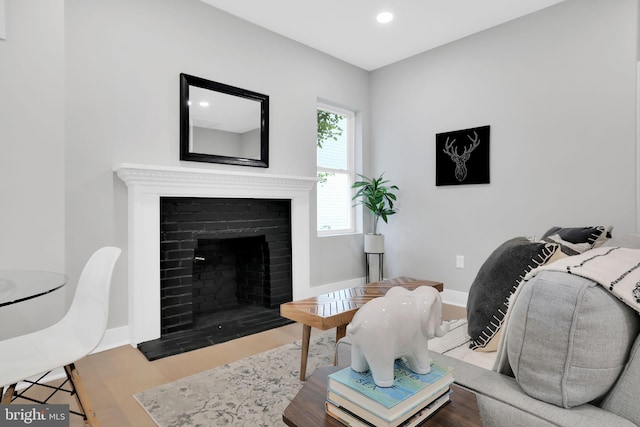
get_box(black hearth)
[137,197,294,360]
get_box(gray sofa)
[337,250,640,426]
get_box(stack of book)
[325,359,454,427]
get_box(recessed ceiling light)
[376,11,393,24]
[199,101,210,107]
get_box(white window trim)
[317,102,356,236]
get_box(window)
[317,103,355,235]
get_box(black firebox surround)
[137,197,294,361]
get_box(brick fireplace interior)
[137,197,294,360]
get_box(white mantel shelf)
[115,163,317,346]
[115,163,317,192]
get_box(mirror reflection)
[180,74,269,167]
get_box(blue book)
[327,359,454,423]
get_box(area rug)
[134,330,336,427]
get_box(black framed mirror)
[180,73,269,168]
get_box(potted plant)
[352,172,399,253]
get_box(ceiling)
[200,0,565,71]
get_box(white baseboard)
[442,289,469,307]
[301,277,365,299]
[93,325,130,353]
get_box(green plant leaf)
[350,172,399,234]
[317,110,343,149]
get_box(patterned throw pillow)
[541,225,610,255]
[466,237,560,351]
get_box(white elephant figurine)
[346,286,449,387]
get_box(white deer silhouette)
[443,131,481,182]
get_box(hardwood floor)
[12,304,466,427]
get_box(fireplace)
[132,197,295,359]
[115,164,316,349]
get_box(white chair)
[0,247,121,426]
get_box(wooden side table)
[280,277,444,380]
[283,366,483,427]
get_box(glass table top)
[0,270,67,307]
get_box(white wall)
[370,0,638,293]
[64,0,370,329]
[0,0,66,334]
[3,0,639,336]
[0,0,65,271]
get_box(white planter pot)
[364,234,384,254]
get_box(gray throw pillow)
[507,271,640,408]
[466,237,559,350]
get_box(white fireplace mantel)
[115,163,316,345]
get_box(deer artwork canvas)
[435,125,490,186]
